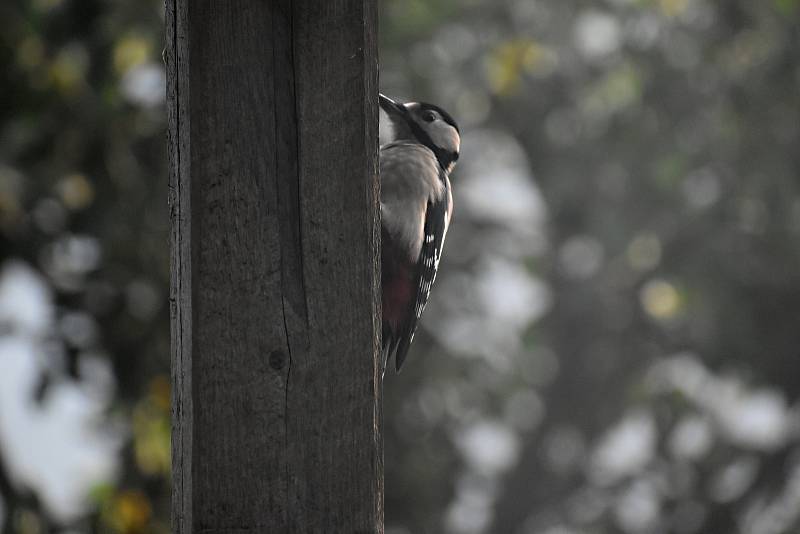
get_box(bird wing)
[393,177,451,371]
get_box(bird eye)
[422,111,436,123]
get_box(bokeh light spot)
[639,279,681,320]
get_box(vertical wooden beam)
[166,1,381,532]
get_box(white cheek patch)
[429,123,460,155]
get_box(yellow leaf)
[487,40,554,96]
[57,173,95,210]
[114,35,152,74]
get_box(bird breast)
[380,142,446,260]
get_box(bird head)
[379,93,460,172]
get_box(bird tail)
[381,324,401,378]
[393,335,412,373]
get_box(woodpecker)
[379,93,460,374]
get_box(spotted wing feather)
[393,181,451,371]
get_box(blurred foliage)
[0,0,799,533]
[379,0,800,533]
[0,0,168,531]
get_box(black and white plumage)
[379,94,460,374]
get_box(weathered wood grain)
[166,1,381,532]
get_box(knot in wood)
[269,350,287,371]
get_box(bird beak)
[379,93,407,120]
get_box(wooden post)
[166,2,382,533]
